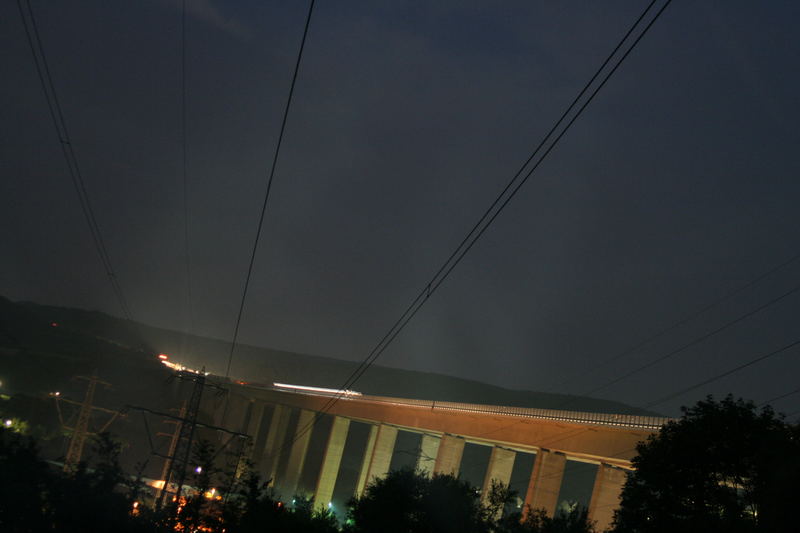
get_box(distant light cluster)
[157,354,209,376]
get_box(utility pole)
[158,401,187,483]
[55,374,119,472]
[160,369,206,509]
[128,368,248,512]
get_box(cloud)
[167,0,253,41]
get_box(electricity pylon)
[55,374,120,472]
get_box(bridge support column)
[315,416,350,508]
[363,424,397,488]
[525,449,566,516]
[355,424,379,496]
[481,446,516,503]
[235,395,253,432]
[588,464,628,532]
[245,401,265,456]
[261,405,292,485]
[282,409,316,497]
[416,434,441,477]
[218,393,250,433]
[433,434,465,477]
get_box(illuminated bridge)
[210,380,669,531]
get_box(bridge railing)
[346,393,671,430]
[260,382,671,430]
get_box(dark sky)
[3,1,800,417]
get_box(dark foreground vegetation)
[0,426,592,533]
[612,396,800,533]
[0,395,798,532]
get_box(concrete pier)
[314,416,351,507]
[433,434,465,477]
[525,449,566,516]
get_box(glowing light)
[161,360,184,371]
[160,359,209,376]
[273,382,362,397]
[50,322,59,327]
[195,466,202,473]
[4,419,12,427]
[158,354,169,360]
[328,502,333,509]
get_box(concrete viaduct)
[210,381,668,531]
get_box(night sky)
[3,1,800,417]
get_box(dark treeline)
[0,426,591,533]
[1,395,798,532]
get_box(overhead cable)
[645,339,800,408]
[578,283,800,399]
[224,0,316,378]
[179,0,195,363]
[547,250,800,393]
[283,0,674,455]
[16,0,133,320]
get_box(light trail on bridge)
[234,377,670,431]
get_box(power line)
[645,339,800,408]
[546,250,800,393]
[577,282,800,400]
[759,387,800,408]
[466,326,800,470]
[454,280,791,471]
[318,0,672,421]
[303,269,800,478]
[280,0,674,459]
[224,0,316,379]
[313,0,662,411]
[179,0,195,363]
[16,0,133,321]
[458,336,800,476]
[434,255,800,465]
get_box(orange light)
[158,354,169,360]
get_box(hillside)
[1,296,658,415]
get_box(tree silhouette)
[346,467,485,533]
[0,429,151,532]
[612,395,800,533]
[346,468,595,533]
